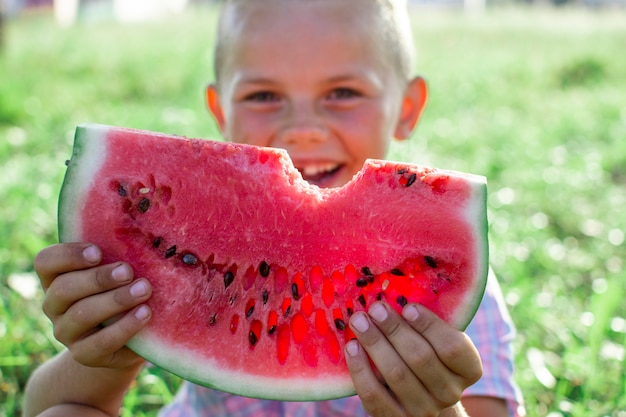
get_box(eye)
[244,91,280,102]
[327,88,360,100]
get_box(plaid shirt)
[159,270,524,417]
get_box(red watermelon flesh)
[58,124,489,401]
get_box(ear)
[394,76,428,140]
[206,84,226,133]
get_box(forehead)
[220,0,388,69]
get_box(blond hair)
[213,0,415,87]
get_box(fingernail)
[402,304,420,321]
[112,264,130,282]
[130,280,148,298]
[350,312,369,333]
[345,339,360,357]
[369,302,388,322]
[83,245,100,263]
[135,305,151,320]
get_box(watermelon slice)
[58,124,489,401]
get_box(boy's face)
[207,0,427,188]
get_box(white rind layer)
[127,332,356,400]
[58,124,109,242]
[458,178,489,329]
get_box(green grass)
[1,6,625,417]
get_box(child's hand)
[34,242,152,369]
[345,302,482,417]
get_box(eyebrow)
[232,69,384,90]
[237,76,276,85]
[326,71,385,89]
[231,71,280,86]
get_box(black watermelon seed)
[152,236,162,248]
[390,268,404,276]
[396,295,408,308]
[249,331,258,346]
[438,272,451,282]
[182,253,198,266]
[283,305,292,317]
[361,267,373,277]
[262,290,269,305]
[355,278,368,288]
[405,173,417,187]
[291,283,299,300]
[376,292,384,301]
[424,256,438,268]
[334,318,346,331]
[138,198,150,213]
[209,314,217,325]
[397,168,408,175]
[165,245,177,258]
[118,184,127,197]
[357,294,367,307]
[268,325,276,335]
[347,307,354,316]
[246,304,255,318]
[224,271,235,288]
[259,261,270,277]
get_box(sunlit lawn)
[1,5,625,416]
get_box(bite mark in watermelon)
[58,124,489,401]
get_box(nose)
[277,100,329,146]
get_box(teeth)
[301,163,338,177]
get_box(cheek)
[336,112,392,161]
[227,111,275,146]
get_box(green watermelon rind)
[58,123,489,401]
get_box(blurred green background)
[1,2,625,416]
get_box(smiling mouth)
[297,163,343,186]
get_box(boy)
[24,1,523,416]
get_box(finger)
[402,303,483,386]
[370,302,466,408]
[52,278,152,347]
[35,243,102,290]
[355,302,444,412]
[43,262,134,319]
[344,338,405,417]
[70,304,152,368]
